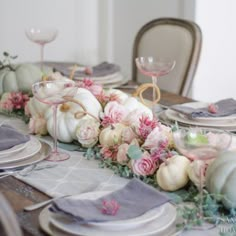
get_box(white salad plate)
[0,136,42,164]
[0,141,51,170]
[0,139,28,157]
[165,109,236,129]
[39,191,177,236]
[174,102,236,123]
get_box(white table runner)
[0,115,231,236]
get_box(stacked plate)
[0,136,51,170]
[39,191,177,236]
[160,102,236,131]
[45,62,128,89]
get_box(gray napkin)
[171,98,236,119]
[0,125,30,151]
[52,62,120,78]
[50,178,170,223]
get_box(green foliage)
[127,145,142,159]
[84,145,236,234]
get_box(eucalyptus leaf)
[127,145,143,159]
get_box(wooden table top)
[0,90,193,236]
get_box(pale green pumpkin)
[0,64,42,95]
[206,151,236,209]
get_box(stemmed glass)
[135,57,175,116]
[32,80,78,161]
[173,127,232,229]
[25,27,58,71]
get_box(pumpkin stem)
[60,103,71,112]
[63,96,100,122]
[63,96,87,112]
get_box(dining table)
[0,88,227,236]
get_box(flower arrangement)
[1,72,236,233]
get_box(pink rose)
[142,127,168,149]
[117,143,129,164]
[122,127,138,144]
[131,152,158,176]
[29,116,48,135]
[101,101,127,126]
[76,119,100,148]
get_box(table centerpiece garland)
[0,69,236,235]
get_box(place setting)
[0,123,51,171]
[158,98,236,131]
[37,178,177,236]
[44,61,129,89]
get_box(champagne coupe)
[173,127,232,229]
[25,27,58,71]
[32,80,78,161]
[135,57,175,116]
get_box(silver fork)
[24,184,98,211]
[0,163,57,179]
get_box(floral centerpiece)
[1,72,236,233]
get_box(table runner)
[0,115,232,236]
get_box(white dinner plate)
[165,109,236,129]
[0,136,41,164]
[41,191,176,236]
[172,102,236,123]
[0,141,51,170]
[0,139,28,157]
[52,191,165,231]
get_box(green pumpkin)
[0,63,42,95]
[206,151,236,209]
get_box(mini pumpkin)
[156,155,190,191]
[99,123,126,147]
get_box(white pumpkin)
[105,89,129,103]
[99,123,126,147]
[45,88,102,143]
[123,97,153,119]
[156,155,190,191]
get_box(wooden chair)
[0,193,23,236]
[132,17,202,97]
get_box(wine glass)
[173,127,232,229]
[25,27,58,71]
[32,80,78,161]
[135,57,175,116]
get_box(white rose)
[76,119,100,148]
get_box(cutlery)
[24,195,70,211]
[24,184,98,211]
[0,163,57,178]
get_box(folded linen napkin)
[52,62,121,78]
[0,125,30,151]
[171,98,236,119]
[50,178,170,223]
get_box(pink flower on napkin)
[101,199,120,216]
[208,103,218,114]
[131,152,158,176]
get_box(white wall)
[0,0,196,89]
[193,0,236,102]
